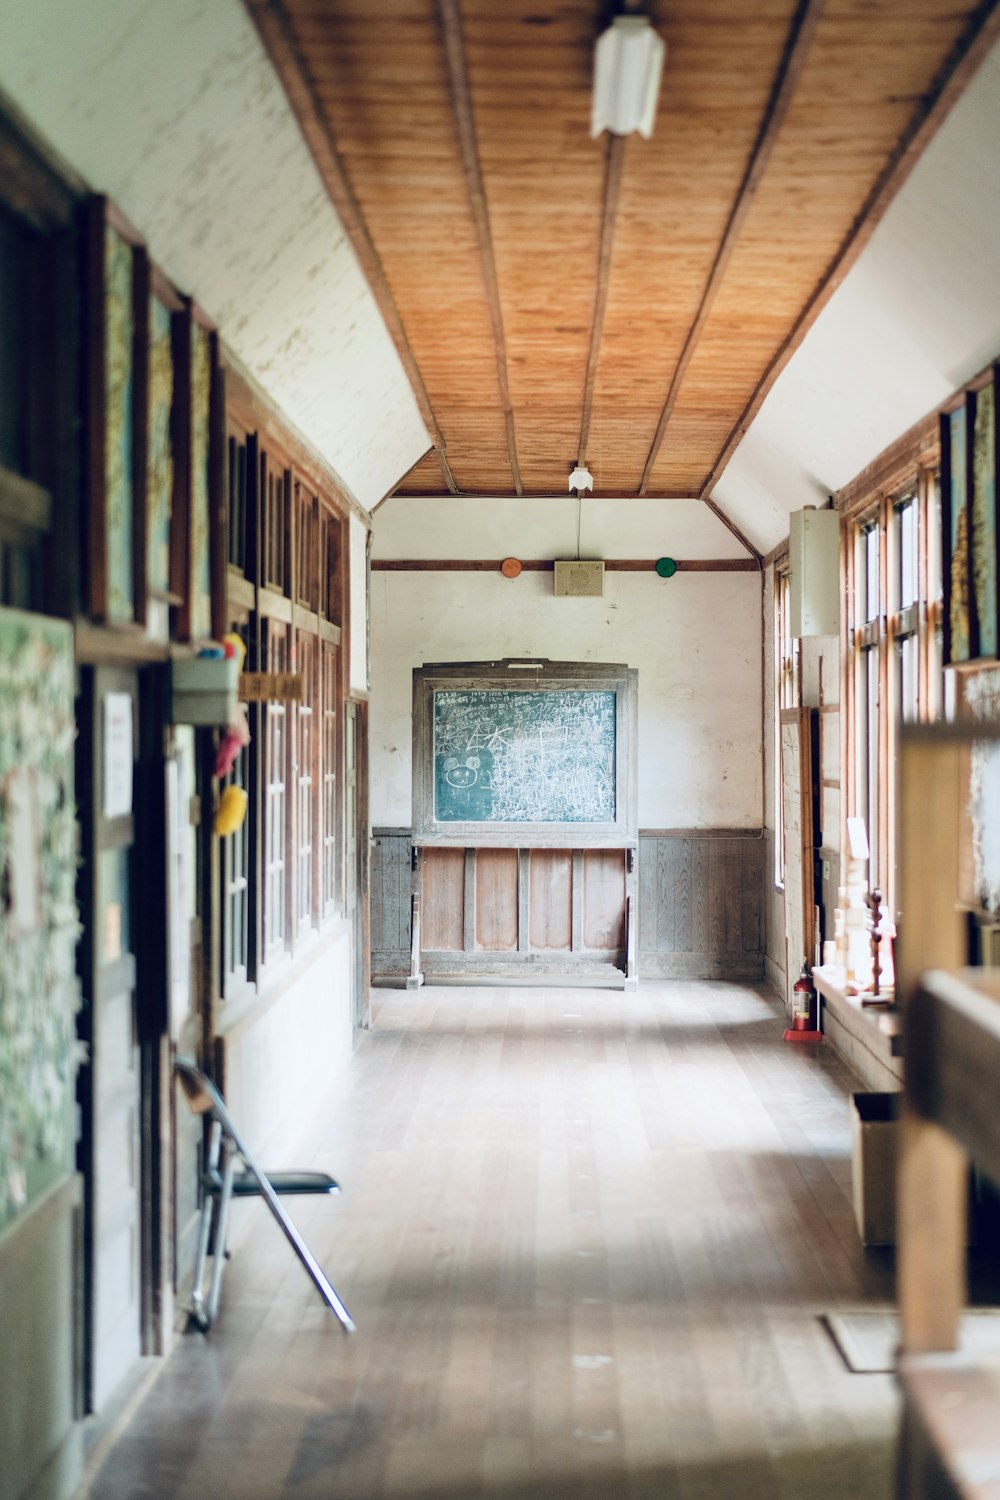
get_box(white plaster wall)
[370,569,762,831]
[713,36,1000,552]
[373,497,749,561]
[220,925,354,1171]
[0,0,429,508]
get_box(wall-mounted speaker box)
[554,560,605,597]
[789,507,839,637]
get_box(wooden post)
[407,867,424,992]
[624,892,638,991]
[897,729,969,1354]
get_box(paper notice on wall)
[103,692,133,819]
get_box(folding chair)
[175,1057,355,1334]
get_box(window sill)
[813,964,903,1070]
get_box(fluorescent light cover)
[591,15,665,140]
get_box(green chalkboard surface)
[433,688,616,823]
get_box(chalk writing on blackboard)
[433,689,616,823]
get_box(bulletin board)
[0,609,79,1233]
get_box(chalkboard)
[412,660,638,847]
[433,688,616,823]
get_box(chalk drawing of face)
[443,755,481,788]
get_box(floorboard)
[80,981,903,1499]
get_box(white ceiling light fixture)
[568,464,593,492]
[591,13,666,140]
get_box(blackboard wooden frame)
[412,659,638,847]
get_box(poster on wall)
[104,223,136,624]
[102,692,133,819]
[0,609,79,1233]
[146,289,175,642]
[971,373,998,660]
[942,369,1000,667]
[942,401,972,664]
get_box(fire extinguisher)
[792,963,815,1031]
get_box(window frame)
[844,467,943,916]
[219,395,352,1012]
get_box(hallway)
[81,982,897,1500]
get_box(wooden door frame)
[75,661,174,1406]
[346,698,371,1029]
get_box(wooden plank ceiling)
[247,0,999,505]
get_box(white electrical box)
[554,560,604,597]
[789,507,839,637]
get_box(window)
[227,429,248,575]
[220,398,352,999]
[846,471,943,909]
[321,641,340,913]
[262,460,289,596]
[855,518,882,888]
[221,739,251,992]
[295,632,316,934]
[221,617,252,995]
[893,496,919,726]
[263,620,289,962]
[774,566,799,885]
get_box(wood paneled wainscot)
[411,844,636,988]
[638,830,764,980]
[372,830,764,986]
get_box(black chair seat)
[211,1170,341,1199]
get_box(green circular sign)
[655,557,677,578]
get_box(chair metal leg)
[188,1120,222,1332]
[207,1143,237,1327]
[254,1171,356,1333]
[230,1137,356,1333]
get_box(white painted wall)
[373,496,750,561]
[220,924,354,1170]
[713,36,1000,552]
[370,566,762,831]
[0,0,429,509]
[372,495,762,830]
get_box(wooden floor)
[83,981,903,1499]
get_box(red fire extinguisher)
[791,964,815,1031]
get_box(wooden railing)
[898,967,1000,1499]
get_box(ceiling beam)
[577,134,626,469]
[700,0,1000,501]
[702,498,762,564]
[241,0,458,495]
[389,488,700,501]
[437,0,523,496]
[637,0,826,496]
[371,448,437,514]
[371,558,758,572]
